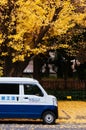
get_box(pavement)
[0,124,86,130]
[57,101,86,124]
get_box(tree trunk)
[3,57,29,77]
[33,56,42,81]
[32,7,62,80]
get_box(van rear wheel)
[42,111,55,124]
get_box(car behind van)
[0,77,58,124]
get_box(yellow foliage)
[12,55,25,63]
[31,45,47,55]
[1,52,8,56]
[0,34,3,44]
[0,0,86,63]
[73,13,86,26]
[51,1,75,35]
[0,67,3,76]
[0,0,7,5]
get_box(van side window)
[24,84,43,96]
[0,84,19,94]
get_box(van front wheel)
[42,111,56,124]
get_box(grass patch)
[46,89,86,100]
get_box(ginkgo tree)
[0,0,86,78]
[56,0,86,63]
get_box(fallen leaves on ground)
[57,101,86,124]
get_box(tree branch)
[34,7,63,47]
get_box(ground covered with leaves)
[57,101,86,124]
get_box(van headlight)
[53,98,57,106]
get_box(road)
[0,123,86,130]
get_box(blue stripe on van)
[0,105,57,118]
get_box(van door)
[20,84,46,118]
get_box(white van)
[0,77,58,124]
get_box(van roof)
[0,77,38,84]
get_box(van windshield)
[24,84,43,97]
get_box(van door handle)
[17,97,19,101]
[24,97,28,99]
